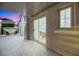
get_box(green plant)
[2,21,14,27]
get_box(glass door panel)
[39,16,46,44]
[34,19,39,40]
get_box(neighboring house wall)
[29,2,79,55]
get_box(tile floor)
[0,35,60,56]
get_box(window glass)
[60,18,65,28]
[60,7,71,28]
[65,18,71,27]
[66,8,71,18]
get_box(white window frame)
[59,7,72,28]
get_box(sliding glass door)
[34,16,46,44]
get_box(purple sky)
[0,10,20,22]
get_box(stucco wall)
[29,3,79,55]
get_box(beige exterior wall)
[29,2,79,55]
[75,3,79,31]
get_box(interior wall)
[30,2,79,55]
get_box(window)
[59,7,71,28]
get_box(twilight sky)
[0,10,20,22]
